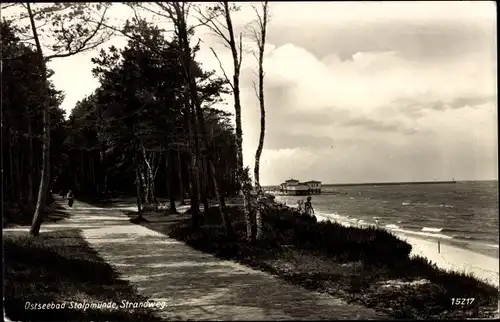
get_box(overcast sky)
[39,1,497,185]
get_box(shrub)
[262,206,412,263]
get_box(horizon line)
[265,179,497,187]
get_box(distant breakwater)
[325,181,457,187]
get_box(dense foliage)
[61,22,240,203]
[2,18,241,225]
[2,20,66,222]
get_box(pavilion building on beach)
[279,179,322,195]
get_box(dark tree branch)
[210,47,233,91]
[45,6,110,60]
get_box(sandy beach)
[306,211,499,288]
[396,233,499,287]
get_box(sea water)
[273,180,499,258]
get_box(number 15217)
[451,298,475,305]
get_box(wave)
[452,235,484,242]
[441,227,485,234]
[294,207,450,239]
[452,234,500,245]
[394,229,454,239]
[400,201,455,208]
[274,195,492,243]
[422,227,443,233]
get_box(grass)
[4,229,166,321]
[3,195,62,227]
[132,203,499,320]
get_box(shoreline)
[274,197,499,288]
[395,233,499,288]
[274,195,498,252]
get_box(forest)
[2,2,270,239]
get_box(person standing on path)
[304,196,315,216]
[67,190,74,208]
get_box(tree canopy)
[2,3,264,237]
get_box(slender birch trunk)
[28,2,51,236]
[252,1,270,241]
[135,155,143,214]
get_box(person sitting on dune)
[297,200,304,213]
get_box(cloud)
[264,131,336,150]
[342,115,418,135]
[42,2,497,184]
[263,2,496,63]
[265,1,495,26]
[394,94,497,119]
[218,29,495,184]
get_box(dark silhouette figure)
[297,199,304,214]
[304,196,314,216]
[67,190,74,208]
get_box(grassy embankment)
[130,200,498,320]
[4,207,167,321]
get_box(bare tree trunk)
[8,130,15,201]
[179,4,233,234]
[145,167,150,203]
[150,153,160,211]
[192,111,207,214]
[185,89,200,227]
[200,155,209,213]
[221,2,252,240]
[80,154,85,191]
[28,2,51,236]
[27,118,34,210]
[135,155,143,215]
[206,2,252,240]
[16,150,24,206]
[143,162,148,203]
[159,2,232,234]
[177,149,185,205]
[252,1,269,241]
[73,168,78,192]
[142,147,160,210]
[167,149,177,213]
[92,157,96,194]
[137,162,145,203]
[225,31,249,212]
[139,161,149,204]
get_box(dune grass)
[132,203,498,320]
[4,229,166,321]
